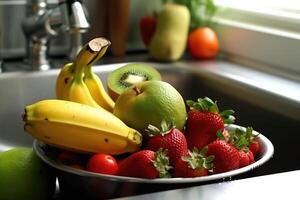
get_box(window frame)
[212,1,300,77]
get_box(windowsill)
[212,5,300,76]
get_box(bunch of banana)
[23,99,142,154]
[23,38,143,154]
[56,37,115,112]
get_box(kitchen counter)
[116,169,300,200]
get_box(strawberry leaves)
[220,127,259,152]
[153,148,172,178]
[186,97,235,125]
[220,110,235,124]
[146,120,175,137]
[187,97,218,112]
[182,147,214,171]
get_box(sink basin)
[1,60,300,196]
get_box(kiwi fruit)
[107,63,161,101]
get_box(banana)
[23,99,142,154]
[57,38,101,100]
[56,62,74,99]
[65,72,103,108]
[55,37,114,111]
[84,51,115,112]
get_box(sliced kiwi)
[107,63,161,101]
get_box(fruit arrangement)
[23,38,261,179]
[139,1,219,61]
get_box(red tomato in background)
[86,154,118,175]
[188,27,219,59]
[139,16,157,47]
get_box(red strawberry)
[139,15,157,46]
[226,127,260,158]
[216,127,257,168]
[250,140,260,157]
[207,139,240,174]
[118,148,171,179]
[145,120,188,166]
[174,147,214,178]
[185,97,235,150]
[238,150,254,168]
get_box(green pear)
[149,3,190,61]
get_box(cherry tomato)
[86,154,118,175]
[188,27,219,59]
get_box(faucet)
[22,0,90,71]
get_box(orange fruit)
[188,27,219,59]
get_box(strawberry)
[249,140,260,157]
[217,127,258,168]
[118,148,171,179]
[207,139,240,174]
[225,127,260,158]
[238,150,254,168]
[185,97,235,150]
[145,120,188,166]
[174,147,214,178]
[139,15,157,46]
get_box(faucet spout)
[60,0,90,59]
[22,0,90,70]
[66,0,90,32]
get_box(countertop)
[116,170,300,200]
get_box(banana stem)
[88,46,109,68]
[73,38,111,77]
[84,45,110,78]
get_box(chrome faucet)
[22,0,90,71]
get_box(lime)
[0,147,56,200]
[113,80,187,135]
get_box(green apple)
[0,147,56,200]
[113,80,187,135]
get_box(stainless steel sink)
[1,60,300,197]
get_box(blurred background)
[0,0,160,59]
[1,0,300,76]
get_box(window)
[212,0,300,77]
[215,0,300,15]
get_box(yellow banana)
[56,63,74,99]
[57,38,112,109]
[84,51,115,112]
[23,99,142,154]
[84,70,115,112]
[56,38,100,100]
[64,73,102,108]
